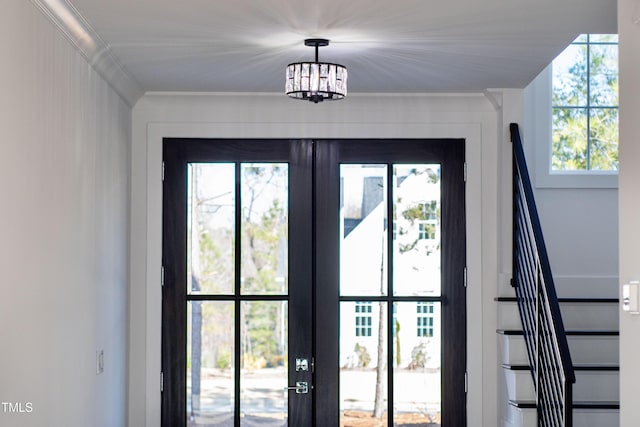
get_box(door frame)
[133,120,487,427]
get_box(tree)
[240,165,287,369]
[190,166,203,416]
[395,311,401,367]
[373,234,387,419]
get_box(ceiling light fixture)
[285,38,348,103]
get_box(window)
[421,201,438,220]
[417,302,434,337]
[418,223,436,240]
[355,302,372,337]
[552,34,618,171]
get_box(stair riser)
[505,370,619,402]
[500,335,619,365]
[553,276,619,299]
[509,407,619,427]
[498,302,618,331]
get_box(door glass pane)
[241,163,289,295]
[393,165,442,296]
[340,164,388,296]
[241,300,288,426]
[393,302,442,425]
[188,301,235,426]
[340,301,388,426]
[187,163,235,295]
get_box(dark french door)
[162,139,466,427]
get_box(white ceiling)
[66,0,616,94]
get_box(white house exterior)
[340,165,442,370]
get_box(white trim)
[528,65,618,189]
[143,91,491,99]
[29,0,144,107]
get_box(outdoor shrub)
[354,343,371,368]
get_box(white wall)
[130,91,519,426]
[618,0,640,425]
[523,68,619,299]
[0,1,131,426]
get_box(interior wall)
[523,68,619,299]
[0,1,131,426]
[618,0,640,425]
[130,92,515,427]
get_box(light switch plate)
[623,281,640,314]
[96,350,104,374]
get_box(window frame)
[416,302,435,338]
[529,34,618,189]
[418,222,436,240]
[531,66,618,189]
[551,34,619,173]
[355,301,373,337]
[417,317,434,338]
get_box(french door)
[162,139,466,427]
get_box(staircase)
[498,296,620,426]
[501,124,620,426]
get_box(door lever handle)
[285,381,309,394]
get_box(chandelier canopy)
[285,39,348,103]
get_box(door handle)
[285,381,309,394]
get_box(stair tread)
[509,400,620,410]
[496,296,619,303]
[497,329,618,336]
[502,363,619,371]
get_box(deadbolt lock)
[295,358,309,372]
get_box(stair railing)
[510,123,575,426]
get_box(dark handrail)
[510,123,575,426]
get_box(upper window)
[552,34,618,171]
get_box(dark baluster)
[511,123,575,426]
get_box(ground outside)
[188,412,441,426]
[341,410,441,426]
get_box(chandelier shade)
[285,39,347,103]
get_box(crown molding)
[30,0,144,107]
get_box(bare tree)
[373,234,386,418]
[190,166,203,417]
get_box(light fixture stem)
[315,44,319,63]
